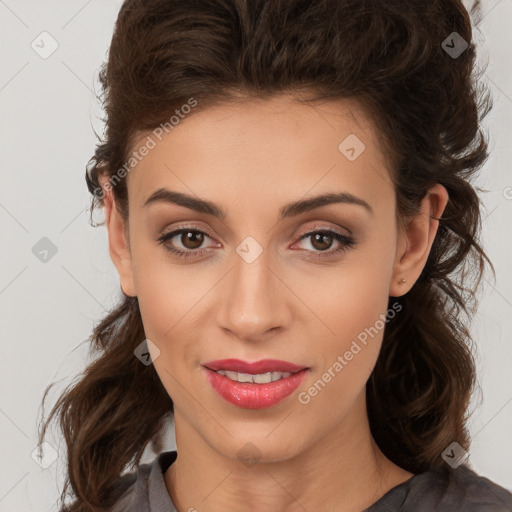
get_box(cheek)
[297,232,396,388]
[129,244,191,353]
[297,286,389,419]
[130,233,195,325]
[130,244,219,390]
[300,243,394,342]
[133,261,199,400]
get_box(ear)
[99,175,137,297]
[389,183,449,297]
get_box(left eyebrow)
[142,187,374,219]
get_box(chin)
[208,431,309,467]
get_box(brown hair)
[38,0,494,510]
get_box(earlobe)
[389,183,449,297]
[99,175,137,298]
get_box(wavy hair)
[38,0,494,510]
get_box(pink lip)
[203,358,308,374]
[202,359,309,409]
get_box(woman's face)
[107,95,438,464]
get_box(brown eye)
[292,229,357,260]
[180,230,205,250]
[156,227,215,259]
[309,232,335,251]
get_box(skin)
[100,94,449,512]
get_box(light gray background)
[0,0,511,510]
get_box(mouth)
[203,358,308,374]
[202,359,310,409]
[212,369,298,384]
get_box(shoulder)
[383,464,512,512]
[108,451,178,512]
[108,461,152,512]
[444,465,512,511]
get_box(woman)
[38,0,512,510]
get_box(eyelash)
[155,224,357,261]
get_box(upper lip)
[203,358,308,374]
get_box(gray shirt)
[110,450,512,511]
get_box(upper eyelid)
[160,224,215,241]
[294,223,352,239]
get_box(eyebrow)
[142,187,374,219]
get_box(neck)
[164,392,414,512]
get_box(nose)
[215,250,292,342]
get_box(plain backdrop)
[0,0,511,510]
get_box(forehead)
[126,95,394,214]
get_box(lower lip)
[203,367,309,409]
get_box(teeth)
[225,370,239,381]
[254,372,272,384]
[216,370,293,383]
[237,372,253,383]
